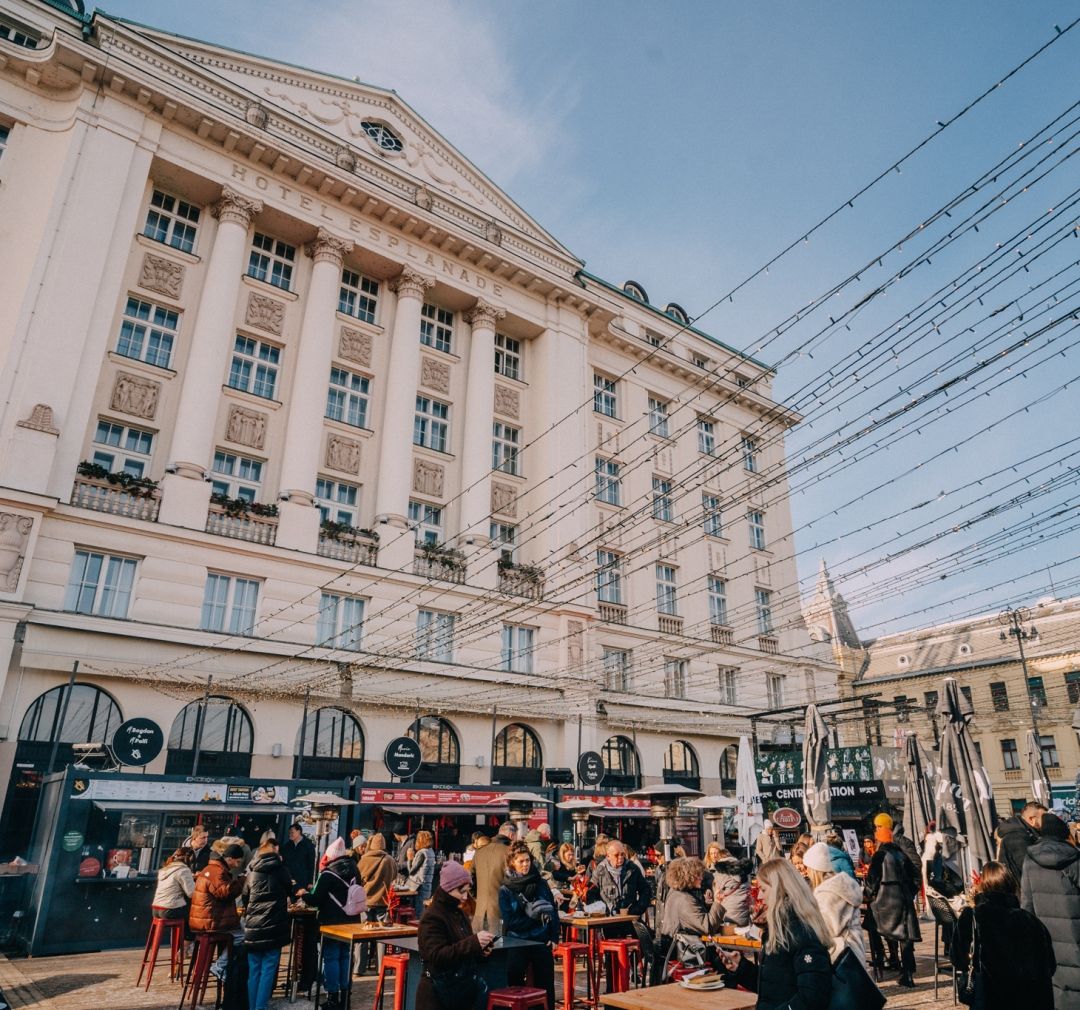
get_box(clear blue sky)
[93,1,1080,639]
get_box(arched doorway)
[492,723,543,787]
[407,715,460,784]
[165,696,253,777]
[601,735,641,791]
[294,706,364,779]
[663,739,700,790]
[719,744,738,795]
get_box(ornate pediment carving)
[493,385,519,419]
[245,291,285,335]
[420,357,450,394]
[338,327,372,367]
[16,404,59,435]
[138,253,185,299]
[110,372,160,419]
[0,512,33,593]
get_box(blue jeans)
[247,948,281,1010]
[322,938,351,994]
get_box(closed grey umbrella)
[1025,728,1053,808]
[934,678,998,872]
[902,732,933,849]
[802,703,832,832]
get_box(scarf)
[503,863,542,901]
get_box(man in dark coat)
[390,821,415,879]
[472,823,513,932]
[242,839,293,1010]
[590,840,651,916]
[867,824,921,988]
[280,822,316,895]
[1021,813,1080,1010]
[996,801,1045,884]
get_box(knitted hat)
[762,819,773,830]
[802,842,833,873]
[440,860,472,892]
[324,837,347,862]
[1040,812,1070,840]
[873,813,893,829]
[223,843,246,860]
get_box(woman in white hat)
[803,841,866,963]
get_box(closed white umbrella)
[734,735,764,852]
[1025,728,1053,808]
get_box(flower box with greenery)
[418,539,466,573]
[496,555,544,582]
[208,490,279,519]
[319,518,380,543]
[77,460,159,498]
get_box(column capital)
[466,300,506,330]
[211,185,263,228]
[305,228,353,267]
[391,266,435,301]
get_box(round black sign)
[384,737,423,778]
[112,718,164,766]
[577,751,605,787]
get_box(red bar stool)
[552,941,590,1010]
[136,915,186,989]
[373,951,409,1010]
[599,937,641,994]
[180,931,232,1010]
[486,988,548,1010]
[391,905,418,924]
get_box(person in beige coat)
[471,823,514,932]
[804,842,866,963]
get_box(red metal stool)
[552,941,590,1010]
[599,937,641,994]
[136,915,186,989]
[486,988,548,1010]
[373,951,409,1010]
[180,931,231,1010]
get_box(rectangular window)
[1039,734,1060,768]
[651,476,674,521]
[247,232,295,290]
[697,418,716,456]
[64,550,137,618]
[315,477,359,526]
[501,624,536,674]
[492,422,520,475]
[116,296,179,369]
[691,353,708,369]
[338,269,379,323]
[228,335,280,399]
[748,510,766,550]
[92,419,154,478]
[494,333,521,380]
[408,500,443,544]
[741,435,759,472]
[719,667,738,705]
[0,21,38,47]
[1001,738,1020,770]
[210,450,263,502]
[1028,676,1047,708]
[655,564,678,616]
[593,372,617,417]
[755,588,774,634]
[990,681,1010,712]
[647,396,670,437]
[644,331,662,348]
[143,189,200,254]
[702,493,723,537]
[594,457,621,506]
[416,609,455,662]
[1067,670,1080,705]
[326,366,371,429]
[603,648,631,692]
[596,549,623,604]
[200,573,259,634]
[413,396,449,452]
[708,576,728,626]
[316,593,365,650]
[490,522,516,560]
[420,303,454,353]
[664,657,687,699]
[767,672,786,709]
[961,685,973,708]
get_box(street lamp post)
[998,606,1042,741]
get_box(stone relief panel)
[245,291,285,335]
[338,327,373,367]
[493,385,519,419]
[708,542,727,574]
[567,620,584,671]
[138,253,185,300]
[756,556,772,585]
[0,512,33,593]
[325,435,362,475]
[16,404,59,435]
[413,459,445,497]
[491,482,517,517]
[658,530,679,560]
[652,446,673,474]
[596,509,623,546]
[225,405,267,450]
[597,422,620,454]
[420,357,450,394]
[111,372,160,419]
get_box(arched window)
[663,740,700,789]
[294,706,364,779]
[165,696,253,777]
[719,744,738,795]
[492,724,543,787]
[601,735,640,791]
[622,280,649,304]
[407,715,460,784]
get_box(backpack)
[326,869,367,916]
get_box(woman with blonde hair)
[717,858,832,1009]
[406,829,436,908]
[548,841,577,884]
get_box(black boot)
[898,971,915,988]
[321,993,341,1009]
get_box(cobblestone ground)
[0,931,949,1009]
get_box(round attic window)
[623,280,649,303]
[665,302,689,325]
[361,120,403,152]
[958,643,973,657]
[897,654,910,668]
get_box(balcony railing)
[598,602,627,624]
[71,477,160,522]
[413,549,466,584]
[1003,768,1022,782]
[711,624,734,645]
[1047,766,1063,779]
[758,635,780,654]
[317,532,378,567]
[498,566,544,601]
[658,614,683,635]
[206,503,277,546]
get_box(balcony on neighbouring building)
[711,624,734,645]
[658,615,683,635]
[71,475,160,522]
[598,602,628,625]
[413,546,466,584]
[1047,766,1063,779]
[498,563,544,601]
[317,531,378,567]
[206,502,278,546]
[1003,769,1023,782]
[758,635,780,654]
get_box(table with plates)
[313,923,419,1010]
[559,913,639,1008]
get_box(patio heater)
[488,791,552,841]
[687,794,738,846]
[624,783,703,861]
[555,798,605,862]
[292,791,359,860]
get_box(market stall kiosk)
[552,791,660,854]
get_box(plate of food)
[679,973,726,991]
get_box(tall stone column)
[373,267,433,570]
[158,186,262,528]
[276,229,353,552]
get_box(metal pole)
[296,687,310,780]
[46,661,79,775]
[191,675,212,777]
[489,706,498,786]
[1010,612,1042,740]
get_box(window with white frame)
[338,269,379,323]
[416,609,455,662]
[247,232,295,290]
[0,20,38,48]
[420,303,454,353]
[594,457,622,506]
[201,573,259,634]
[702,493,723,537]
[490,522,516,560]
[143,189,200,254]
[755,588,774,634]
[656,564,678,615]
[603,648,631,692]
[719,667,739,705]
[644,331,662,348]
[652,476,674,521]
[316,592,365,650]
[664,657,688,699]
[708,576,729,626]
[316,477,359,525]
[748,510,766,550]
[494,333,521,380]
[596,549,624,604]
[326,366,371,429]
[0,124,8,159]
[697,417,716,456]
[211,451,263,502]
[413,396,449,452]
[1039,734,1060,768]
[492,422,520,475]
[116,297,179,369]
[501,624,536,673]
[691,353,708,369]
[741,434,760,472]
[92,420,154,478]
[593,372,618,417]
[409,500,443,544]
[766,672,786,709]
[648,396,670,437]
[229,335,280,399]
[64,550,137,618]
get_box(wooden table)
[313,923,419,1010]
[600,984,756,1009]
[559,914,638,1008]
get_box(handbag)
[957,916,984,1008]
[827,946,885,1010]
[423,962,487,1010]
